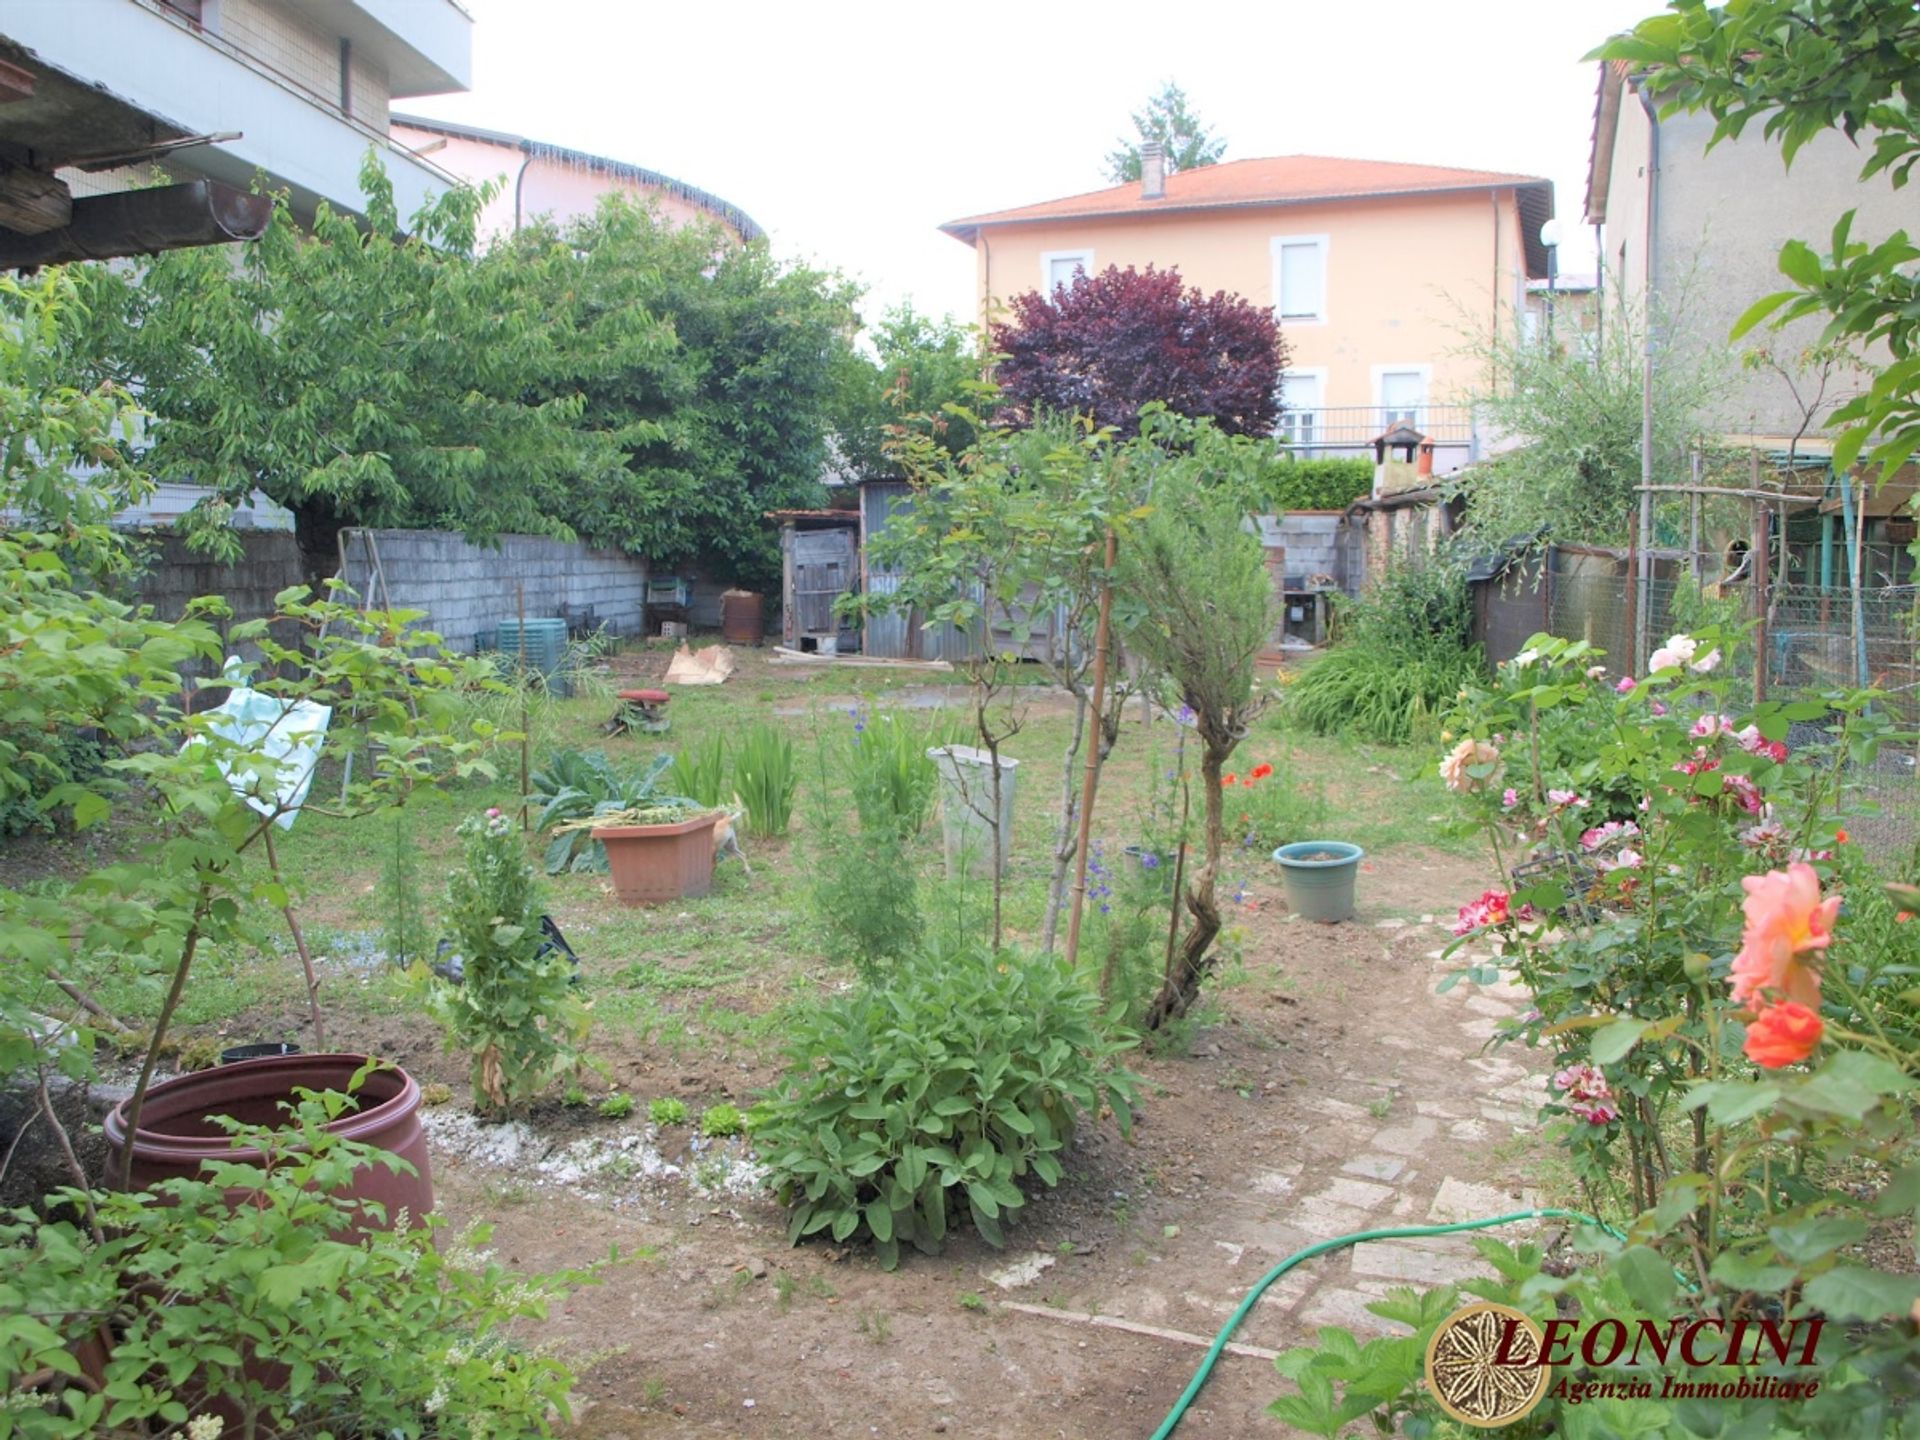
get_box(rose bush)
[1272,629,1920,1435]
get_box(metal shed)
[858,479,1068,664]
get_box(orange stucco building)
[942,154,1555,471]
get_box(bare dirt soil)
[245,844,1549,1440]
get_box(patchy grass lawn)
[41,646,1493,1074]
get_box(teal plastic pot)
[1272,841,1364,923]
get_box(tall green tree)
[1600,0,1920,474]
[1116,411,1274,1030]
[61,166,858,590]
[864,406,1148,952]
[1103,82,1227,184]
[516,196,859,590]
[65,158,618,579]
[829,303,983,482]
[1455,288,1730,549]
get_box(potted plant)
[532,748,720,903]
[582,802,721,904]
[1272,840,1365,923]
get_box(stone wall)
[339,530,650,650]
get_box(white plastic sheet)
[193,658,332,830]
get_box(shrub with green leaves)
[0,1086,584,1439]
[1285,557,1481,746]
[848,708,946,837]
[733,723,796,837]
[700,1103,745,1138]
[1260,456,1373,512]
[0,728,103,838]
[648,1097,688,1126]
[752,945,1139,1269]
[806,717,925,979]
[422,810,590,1112]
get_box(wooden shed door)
[793,529,855,636]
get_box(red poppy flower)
[1224,774,1237,786]
[1251,763,1274,781]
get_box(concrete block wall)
[340,530,648,650]
[1256,513,1356,594]
[134,528,304,625]
[131,529,306,668]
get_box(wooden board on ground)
[769,646,953,672]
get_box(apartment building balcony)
[1278,404,1482,473]
[3,0,470,225]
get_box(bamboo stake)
[1063,529,1117,970]
[264,825,325,1047]
[1752,488,1770,703]
[1850,475,1868,689]
[517,581,531,834]
[1161,780,1193,983]
[1623,511,1641,674]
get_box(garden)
[7,0,1920,1430]
[8,265,1919,1439]
[4,275,1520,1433]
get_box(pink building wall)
[391,119,760,246]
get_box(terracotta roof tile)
[942,154,1552,236]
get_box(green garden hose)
[1148,1207,1627,1440]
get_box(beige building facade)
[1587,60,1916,449]
[942,154,1556,472]
[390,115,762,247]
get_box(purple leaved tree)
[991,264,1287,437]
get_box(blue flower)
[1140,852,1161,870]
[1175,705,1196,727]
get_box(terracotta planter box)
[596,811,721,904]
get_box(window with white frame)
[1041,249,1094,295]
[1278,369,1325,447]
[1271,235,1327,323]
[1376,367,1429,428]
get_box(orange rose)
[1730,863,1837,1010]
[1743,1001,1825,1068]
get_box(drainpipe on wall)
[1635,83,1659,672]
[978,230,994,365]
[512,141,535,232]
[1592,221,1605,356]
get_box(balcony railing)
[1278,404,1477,454]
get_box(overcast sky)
[408,0,1662,327]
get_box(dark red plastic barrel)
[103,1052,432,1224]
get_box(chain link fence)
[1477,549,1920,875]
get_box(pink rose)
[1730,863,1837,1011]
